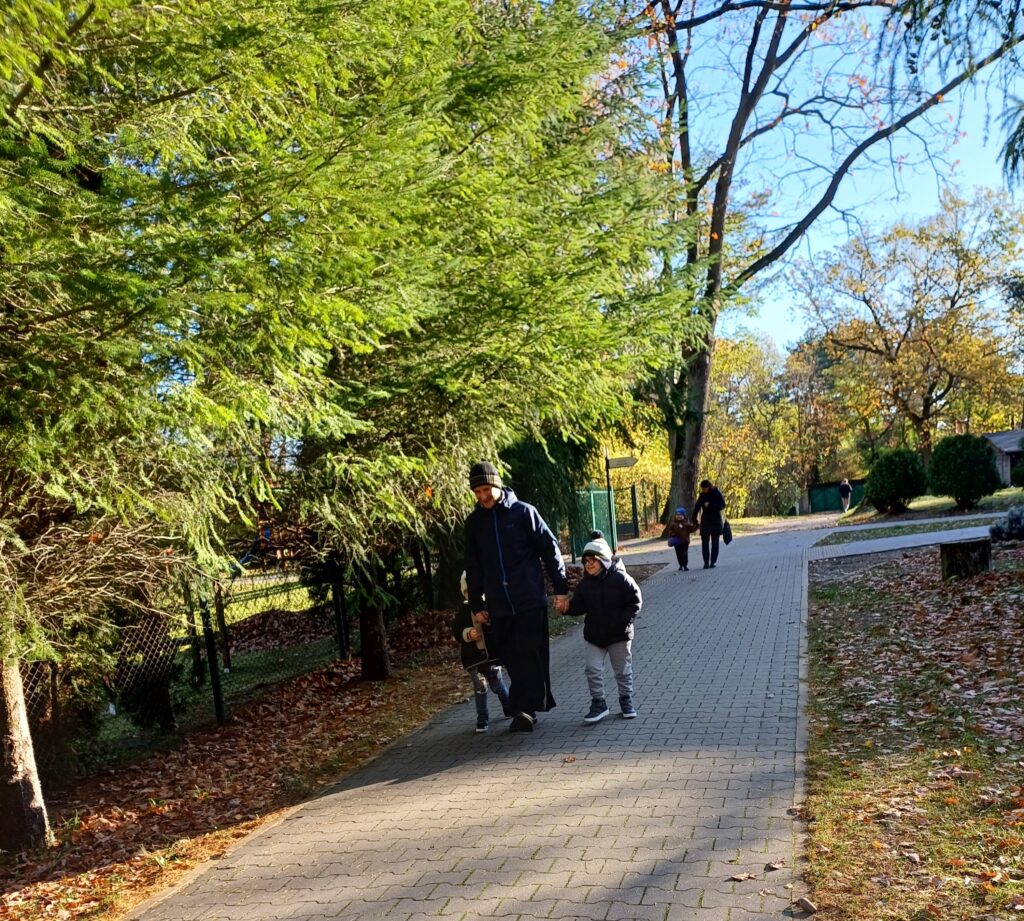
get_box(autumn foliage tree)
[636,0,1024,517]
[796,190,1024,463]
[700,334,798,516]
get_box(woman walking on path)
[838,478,852,513]
[691,479,726,569]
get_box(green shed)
[807,479,866,513]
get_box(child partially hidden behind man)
[567,537,643,723]
[451,572,512,732]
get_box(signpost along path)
[604,453,637,551]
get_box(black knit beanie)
[469,462,502,490]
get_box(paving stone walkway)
[129,516,996,921]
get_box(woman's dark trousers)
[700,531,720,567]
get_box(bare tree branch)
[730,30,1024,292]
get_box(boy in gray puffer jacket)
[567,537,643,723]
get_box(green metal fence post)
[199,598,227,725]
[213,581,232,672]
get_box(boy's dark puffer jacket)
[464,488,568,620]
[567,558,642,648]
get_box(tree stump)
[940,538,991,581]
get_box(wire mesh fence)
[21,572,350,791]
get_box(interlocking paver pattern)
[129,514,994,921]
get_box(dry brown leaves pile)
[813,544,1024,758]
[0,610,468,921]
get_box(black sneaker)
[475,719,489,733]
[583,700,609,723]
[509,712,535,733]
[620,697,637,719]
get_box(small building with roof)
[983,429,1024,486]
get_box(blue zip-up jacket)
[464,488,568,620]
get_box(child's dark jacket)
[567,558,643,649]
[666,518,695,547]
[450,602,501,671]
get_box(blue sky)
[724,99,1019,352]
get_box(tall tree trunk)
[673,347,714,513]
[663,2,790,517]
[913,417,934,467]
[356,565,391,682]
[388,552,407,618]
[410,541,433,608]
[1,660,51,852]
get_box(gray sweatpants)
[584,639,633,704]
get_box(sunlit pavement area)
[128,515,995,921]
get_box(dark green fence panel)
[808,479,866,513]
[572,486,617,556]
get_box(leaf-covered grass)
[840,487,1024,526]
[805,545,1024,919]
[814,517,994,547]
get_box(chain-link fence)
[21,573,350,791]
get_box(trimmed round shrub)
[864,448,927,513]
[927,434,1001,510]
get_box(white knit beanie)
[581,538,612,561]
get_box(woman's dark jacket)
[450,602,500,671]
[464,488,569,620]
[692,487,726,536]
[567,558,642,648]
